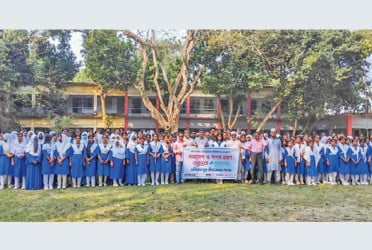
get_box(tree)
[83,30,138,128]
[123,29,204,133]
[196,30,266,130]
[0,30,80,130]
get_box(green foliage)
[73,68,94,83]
[51,115,74,132]
[83,30,138,91]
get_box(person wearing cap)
[264,128,282,184]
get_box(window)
[204,99,215,113]
[71,96,93,114]
[190,98,201,114]
[131,98,142,114]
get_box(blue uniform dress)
[359,146,369,175]
[85,142,98,177]
[284,147,296,174]
[160,142,172,174]
[109,146,126,180]
[25,152,42,190]
[305,147,317,177]
[126,146,138,185]
[55,146,73,175]
[41,143,55,175]
[317,146,326,175]
[135,144,149,175]
[0,142,11,176]
[11,141,27,178]
[280,147,286,175]
[337,144,351,175]
[349,146,361,175]
[294,144,305,176]
[97,144,112,177]
[326,146,339,173]
[71,143,86,178]
[149,141,161,172]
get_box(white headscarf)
[37,131,45,146]
[57,134,71,157]
[26,130,35,144]
[127,132,137,153]
[111,140,126,159]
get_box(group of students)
[0,127,372,190]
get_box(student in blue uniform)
[160,135,172,185]
[349,138,361,185]
[41,134,56,190]
[0,133,13,189]
[148,134,161,185]
[71,135,86,188]
[280,138,287,184]
[304,138,317,185]
[337,136,351,185]
[135,137,149,186]
[325,138,339,185]
[85,134,98,187]
[109,140,126,187]
[55,134,72,189]
[284,138,296,185]
[294,136,306,185]
[10,132,27,190]
[25,134,42,190]
[212,133,228,184]
[240,134,251,184]
[358,139,370,185]
[126,133,138,186]
[97,134,112,187]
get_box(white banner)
[182,147,239,179]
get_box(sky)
[70,31,84,66]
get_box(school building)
[14,82,372,136]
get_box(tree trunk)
[256,101,281,133]
[292,119,298,137]
[299,118,310,135]
[217,96,226,131]
[99,89,107,128]
[228,102,243,130]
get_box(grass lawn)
[0,182,371,222]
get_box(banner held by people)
[182,147,239,179]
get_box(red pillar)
[247,93,252,134]
[277,102,281,134]
[346,113,352,136]
[186,96,191,130]
[155,96,160,133]
[124,91,128,131]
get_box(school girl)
[349,138,361,185]
[337,136,351,185]
[284,138,296,185]
[212,133,228,184]
[304,139,317,185]
[148,134,161,185]
[41,134,56,190]
[325,138,339,185]
[294,136,306,185]
[97,134,112,187]
[25,134,42,190]
[109,140,126,187]
[160,135,172,185]
[125,133,138,185]
[135,137,149,186]
[85,134,98,187]
[358,139,370,185]
[10,132,27,189]
[71,135,86,188]
[55,134,72,189]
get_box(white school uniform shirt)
[350,145,360,162]
[194,137,209,148]
[149,141,161,154]
[359,145,368,163]
[294,143,306,163]
[313,142,324,166]
[71,143,85,155]
[338,143,349,159]
[212,141,227,148]
[98,143,112,154]
[303,146,314,163]
[10,140,27,157]
[136,144,149,155]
